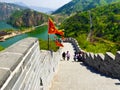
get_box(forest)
[59,2,120,54]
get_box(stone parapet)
[84,51,120,79]
[64,37,120,79]
[63,38,81,53]
[0,37,61,90]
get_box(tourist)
[62,52,66,60]
[74,52,78,61]
[77,50,85,62]
[66,51,70,61]
[77,51,82,62]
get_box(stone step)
[49,43,120,90]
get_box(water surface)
[0,25,55,48]
[0,22,16,30]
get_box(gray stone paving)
[49,43,120,90]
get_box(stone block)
[104,52,116,67]
[93,54,98,68]
[110,64,120,77]
[5,45,30,55]
[19,37,38,45]
[0,37,42,89]
[89,53,94,66]
[0,69,10,88]
[115,51,120,62]
[105,52,115,61]
[100,52,116,75]
[0,52,23,71]
[22,51,33,69]
[5,37,38,55]
[4,67,22,90]
[95,53,105,71]
[84,52,90,64]
[98,53,105,61]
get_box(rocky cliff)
[7,9,49,27]
[0,2,27,21]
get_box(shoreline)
[0,28,34,42]
[0,24,47,42]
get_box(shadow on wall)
[115,82,120,85]
[80,62,120,86]
[63,37,120,80]
[80,62,115,79]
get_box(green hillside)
[53,0,120,15]
[60,2,120,54]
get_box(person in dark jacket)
[62,52,66,60]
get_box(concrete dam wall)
[0,37,61,90]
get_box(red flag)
[55,34,65,40]
[48,18,57,34]
[55,40,64,47]
[56,30,64,36]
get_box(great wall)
[65,38,120,79]
[0,37,120,90]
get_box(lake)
[0,22,55,48]
[0,22,17,30]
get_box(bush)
[0,46,4,51]
[76,34,118,54]
[39,39,59,51]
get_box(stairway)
[49,42,120,90]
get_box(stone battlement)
[64,38,120,79]
[84,51,120,79]
[0,37,61,90]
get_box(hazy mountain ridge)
[14,2,55,14]
[14,2,28,7]
[0,2,51,28]
[29,6,55,14]
[53,0,120,15]
[0,2,28,21]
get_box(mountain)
[14,2,28,8]
[13,2,55,14]
[60,2,120,42]
[0,2,50,27]
[7,9,49,27]
[53,0,120,15]
[0,2,28,21]
[60,2,120,54]
[29,6,55,14]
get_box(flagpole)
[48,34,50,50]
[48,18,50,50]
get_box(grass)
[0,46,4,51]
[39,39,59,51]
[76,34,119,54]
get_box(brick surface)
[49,43,120,90]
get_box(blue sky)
[0,0,72,9]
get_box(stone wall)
[0,37,61,90]
[63,38,81,53]
[84,51,120,79]
[64,38,120,79]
